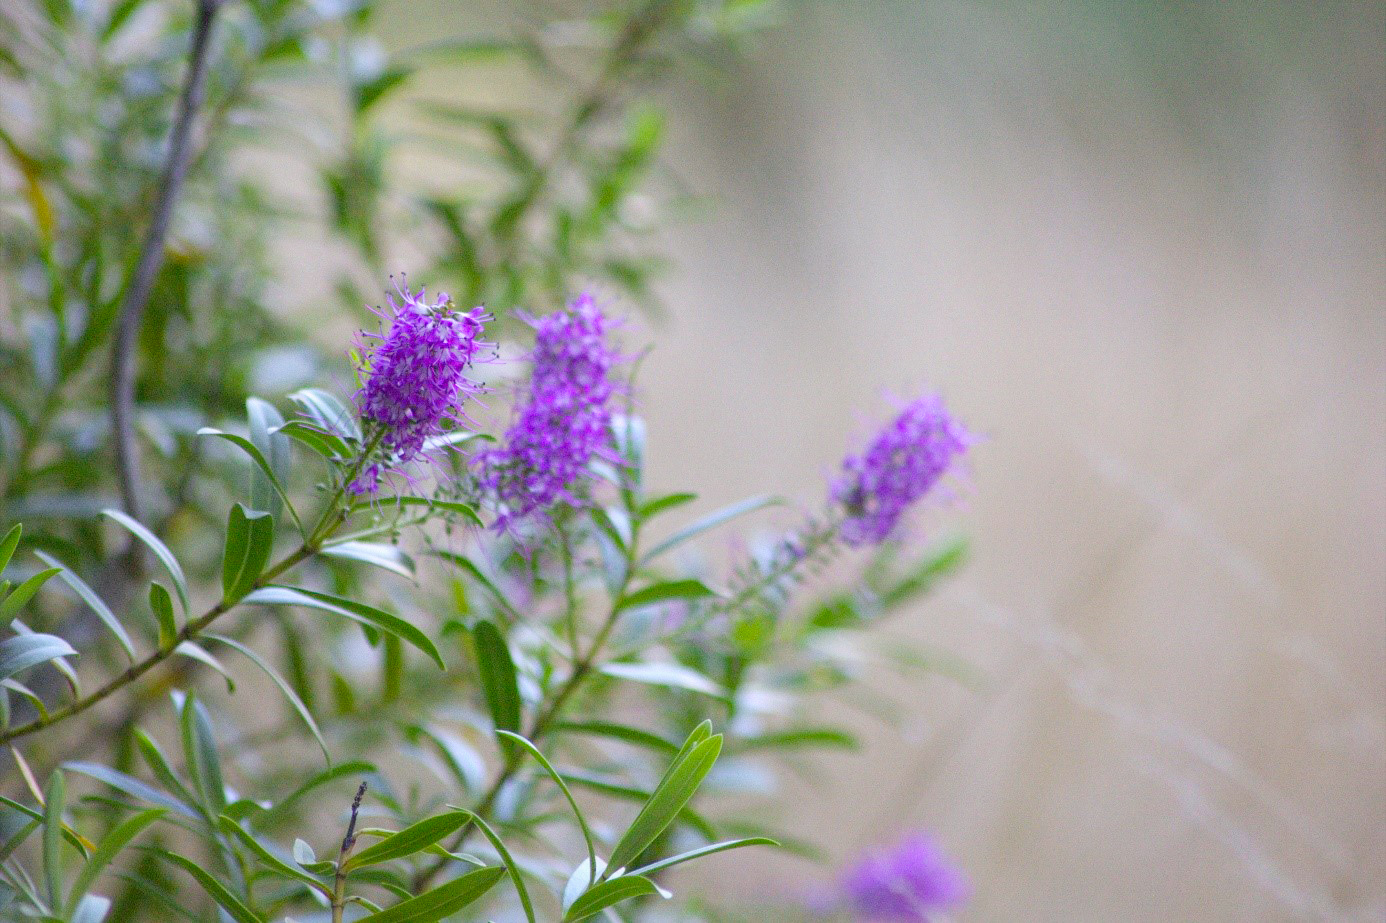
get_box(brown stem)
[111,0,223,526]
[0,539,313,747]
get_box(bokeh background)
[378,0,1382,919]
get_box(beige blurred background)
[383,1,1385,919]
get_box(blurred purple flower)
[478,293,620,523]
[840,832,969,921]
[351,279,490,494]
[831,394,971,546]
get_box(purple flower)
[352,280,490,494]
[840,832,969,921]
[478,293,620,523]
[831,395,971,546]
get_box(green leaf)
[731,728,859,753]
[179,694,226,814]
[34,551,135,662]
[564,875,666,922]
[132,730,199,811]
[271,420,351,461]
[243,587,444,669]
[354,67,412,114]
[0,632,76,682]
[147,583,177,649]
[221,504,274,602]
[624,837,777,878]
[604,730,724,875]
[0,566,60,620]
[880,535,969,608]
[161,851,262,923]
[0,523,20,574]
[100,509,188,616]
[288,388,359,441]
[215,816,332,898]
[42,770,63,910]
[639,495,783,565]
[599,661,726,698]
[616,579,717,613]
[197,428,304,534]
[349,497,482,528]
[246,398,291,520]
[450,810,534,923]
[62,762,196,819]
[637,492,697,521]
[472,621,520,745]
[321,541,415,579]
[257,761,376,825]
[67,809,166,908]
[205,633,329,764]
[552,721,679,756]
[345,811,469,870]
[494,731,597,880]
[0,795,89,858]
[172,642,235,692]
[358,866,503,922]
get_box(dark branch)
[110,0,223,525]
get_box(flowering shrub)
[0,2,974,921]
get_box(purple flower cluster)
[478,293,620,523]
[352,281,489,494]
[840,832,969,921]
[831,394,971,546]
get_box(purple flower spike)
[840,832,969,921]
[478,293,621,523]
[831,394,971,546]
[352,279,490,494]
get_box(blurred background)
[373,1,1383,919]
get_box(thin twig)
[332,781,368,923]
[111,0,223,526]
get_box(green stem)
[0,435,388,747]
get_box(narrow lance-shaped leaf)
[472,621,520,748]
[450,809,535,923]
[288,387,360,441]
[161,852,261,923]
[320,541,415,579]
[604,726,724,875]
[34,551,135,662]
[495,730,597,881]
[615,578,717,613]
[246,397,291,519]
[358,865,504,923]
[242,586,444,669]
[272,420,351,462]
[100,509,189,616]
[67,809,167,908]
[222,504,274,602]
[0,566,61,621]
[197,427,304,534]
[148,582,177,649]
[564,875,667,923]
[179,695,226,815]
[0,524,20,574]
[215,816,333,898]
[42,770,64,911]
[639,495,783,565]
[0,633,76,683]
[344,811,470,871]
[625,837,778,879]
[205,633,329,764]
